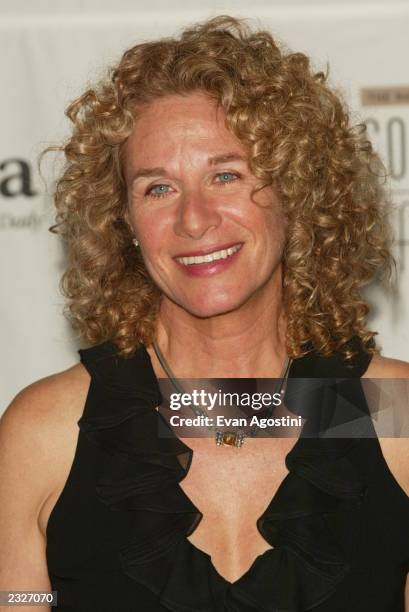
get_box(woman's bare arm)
[0,366,89,610]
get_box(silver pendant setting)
[215,429,245,447]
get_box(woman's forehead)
[123,92,247,174]
[129,92,230,141]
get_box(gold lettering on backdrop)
[361,86,409,106]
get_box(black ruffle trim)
[77,341,371,612]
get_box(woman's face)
[123,91,287,318]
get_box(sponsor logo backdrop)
[1,0,409,409]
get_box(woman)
[1,15,408,612]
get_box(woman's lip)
[173,244,243,277]
[173,241,243,258]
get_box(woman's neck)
[148,275,287,379]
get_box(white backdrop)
[1,0,409,410]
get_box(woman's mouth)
[173,243,243,277]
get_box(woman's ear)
[123,210,139,245]
[123,207,132,233]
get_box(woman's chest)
[176,436,297,582]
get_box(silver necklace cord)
[152,339,292,448]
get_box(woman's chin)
[177,295,246,319]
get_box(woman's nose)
[174,190,222,240]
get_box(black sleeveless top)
[45,338,409,611]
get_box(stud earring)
[132,238,139,248]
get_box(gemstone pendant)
[215,430,245,448]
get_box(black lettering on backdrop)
[364,116,409,272]
[387,117,406,180]
[0,158,37,198]
[398,200,409,273]
[365,116,407,181]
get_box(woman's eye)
[146,184,172,198]
[215,172,239,185]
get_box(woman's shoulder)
[363,353,409,378]
[3,360,89,425]
[3,362,91,430]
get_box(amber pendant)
[215,430,245,448]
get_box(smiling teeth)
[176,243,242,265]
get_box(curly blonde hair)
[47,15,395,361]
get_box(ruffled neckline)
[77,339,373,611]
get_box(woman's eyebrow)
[130,152,246,184]
[208,152,246,165]
[130,167,168,183]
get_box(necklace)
[152,339,293,448]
